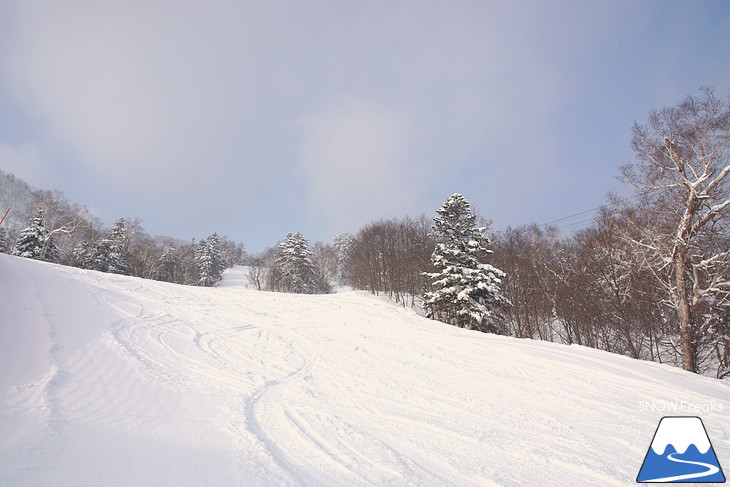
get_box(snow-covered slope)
[1,254,728,486]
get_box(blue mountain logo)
[637,416,725,483]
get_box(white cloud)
[0,142,54,188]
[0,1,593,242]
[3,0,724,249]
[298,101,417,233]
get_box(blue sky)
[1,0,729,252]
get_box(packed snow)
[1,254,729,486]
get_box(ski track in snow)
[1,255,730,486]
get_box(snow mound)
[1,254,729,486]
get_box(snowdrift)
[1,254,728,486]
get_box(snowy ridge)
[1,254,729,486]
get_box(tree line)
[246,232,336,294]
[245,217,433,300]
[3,87,729,378]
[0,178,246,287]
[253,88,728,379]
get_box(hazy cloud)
[1,1,729,250]
[0,143,53,188]
[298,101,416,233]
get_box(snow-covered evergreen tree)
[423,194,510,333]
[333,232,354,285]
[196,233,225,287]
[11,215,43,258]
[11,207,57,262]
[274,232,316,294]
[154,242,178,283]
[93,218,130,274]
[71,240,94,269]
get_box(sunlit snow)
[1,254,729,486]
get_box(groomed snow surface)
[1,254,729,486]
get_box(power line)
[554,218,598,231]
[542,207,603,227]
[540,194,640,231]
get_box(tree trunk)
[675,245,697,372]
[675,189,701,373]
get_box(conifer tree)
[196,233,225,286]
[93,218,130,274]
[274,232,316,294]
[71,240,94,269]
[333,232,354,285]
[179,240,200,285]
[423,194,510,332]
[155,242,178,283]
[11,207,58,262]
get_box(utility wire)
[540,194,640,231]
[554,218,598,231]
[542,207,603,227]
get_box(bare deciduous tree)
[34,190,97,263]
[619,87,730,373]
[492,224,560,341]
[346,216,434,306]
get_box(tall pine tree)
[93,218,130,274]
[154,242,179,283]
[12,207,58,262]
[274,232,316,294]
[333,232,354,285]
[423,194,510,332]
[196,233,225,287]
[71,240,95,269]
